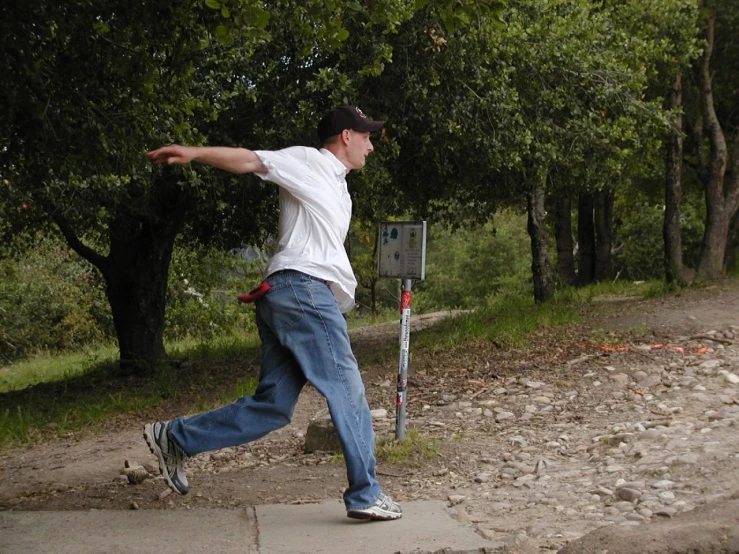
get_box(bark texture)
[526,175,553,303]
[663,73,688,284]
[553,192,576,286]
[577,193,596,285]
[593,188,614,281]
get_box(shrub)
[0,237,112,363]
[612,199,704,281]
[164,243,265,340]
[410,213,531,312]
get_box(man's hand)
[146,144,195,165]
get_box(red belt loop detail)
[237,282,271,303]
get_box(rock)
[304,418,341,453]
[121,466,150,484]
[638,375,663,388]
[616,487,642,502]
[724,372,739,385]
[668,452,699,465]
[447,494,466,506]
[654,506,678,517]
[370,408,388,419]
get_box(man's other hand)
[146,144,194,165]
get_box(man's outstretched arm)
[146,144,268,175]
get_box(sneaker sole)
[347,510,402,521]
[143,424,188,495]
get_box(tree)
[0,0,416,372]
[376,1,685,300]
[0,0,504,371]
[690,1,739,279]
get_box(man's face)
[345,130,374,170]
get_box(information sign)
[377,221,427,280]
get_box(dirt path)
[1,283,738,553]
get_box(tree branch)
[41,200,110,277]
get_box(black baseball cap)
[317,106,385,143]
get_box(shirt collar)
[320,148,349,177]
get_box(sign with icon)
[377,221,427,280]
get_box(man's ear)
[341,129,352,144]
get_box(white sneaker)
[347,494,402,521]
[143,421,190,495]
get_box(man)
[143,106,402,521]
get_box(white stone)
[370,408,388,419]
[724,373,739,385]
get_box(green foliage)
[411,213,531,312]
[165,244,260,341]
[0,236,266,366]
[0,237,113,364]
[612,197,704,281]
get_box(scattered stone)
[724,372,739,385]
[615,487,642,502]
[370,408,388,419]
[654,506,678,518]
[447,494,466,506]
[304,417,341,453]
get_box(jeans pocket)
[264,281,306,330]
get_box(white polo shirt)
[254,146,357,313]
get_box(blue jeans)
[167,270,381,510]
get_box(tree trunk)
[526,173,553,303]
[694,6,739,280]
[726,211,739,273]
[48,172,189,374]
[577,193,596,285]
[663,73,689,285]
[106,175,188,374]
[553,192,576,286]
[593,187,614,281]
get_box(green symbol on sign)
[390,228,399,240]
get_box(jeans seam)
[307,283,374,467]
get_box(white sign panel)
[377,221,427,280]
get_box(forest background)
[1,0,737,373]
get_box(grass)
[327,430,443,464]
[0,277,695,449]
[375,430,442,464]
[0,332,264,447]
[0,344,120,393]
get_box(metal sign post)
[377,221,427,440]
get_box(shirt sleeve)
[253,147,318,201]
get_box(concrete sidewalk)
[0,500,494,554]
